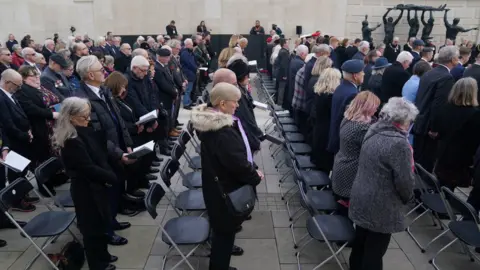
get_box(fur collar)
[190,104,234,132]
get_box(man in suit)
[105,36,117,58]
[303,44,331,92]
[154,49,179,138]
[329,37,340,69]
[463,52,480,95]
[21,47,41,74]
[419,47,434,64]
[380,51,413,104]
[166,20,178,38]
[42,39,55,63]
[451,46,471,82]
[327,60,364,154]
[0,69,38,212]
[414,46,459,172]
[40,54,73,99]
[346,38,361,60]
[0,48,18,74]
[75,55,135,246]
[180,39,197,109]
[408,39,424,74]
[114,43,132,73]
[167,40,187,127]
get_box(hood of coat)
[190,103,234,132]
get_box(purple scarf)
[232,115,253,164]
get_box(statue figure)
[421,10,434,42]
[362,15,381,44]
[383,8,404,45]
[407,10,420,38]
[444,9,478,44]
[394,4,446,11]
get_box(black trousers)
[294,110,309,138]
[468,181,480,214]
[0,165,28,228]
[83,234,110,270]
[413,135,437,172]
[349,226,391,270]
[209,229,236,270]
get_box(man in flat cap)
[41,53,73,99]
[327,59,364,154]
[154,48,180,138]
[420,47,434,64]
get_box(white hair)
[342,71,354,80]
[113,36,121,42]
[396,51,414,63]
[380,97,419,125]
[296,45,308,56]
[76,55,100,80]
[437,45,459,65]
[44,39,54,47]
[184,38,193,46]
[21,47,34,58]
[132,48,148,58]
[96,36,106,45]
[409,37,416,43]
[312,44,330,55]
[157,35,164,42]
[147,37,155,43]
[226,53,248,67]
[239,38,248,44]
[167,39,181,49]
[161,45,172,52]
[359,41,370,51]
[393,37,400,42]
[137,36,145,42]
[130,55,149,70]
[53,97,91,147]
[104,55,114,65]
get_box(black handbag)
[214,177,256,217]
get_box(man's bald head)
[132,48,148,59]
[0,69,22,93]
[213,68,237,86]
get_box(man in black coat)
[384,37,401,63]
[42,39,55,63]
[166,20,178,37]
[70,42,90,79]
[114,43,132,73]
[154,49,179,138]
[379,51,413,104]
[414,46,459,172]
[346,38,361,60]
[40,54,73,99]
[75,55,135,246]
[0,48,18,74]
[408,39,424,74]
[168,40,187,127]
[0,69,38,212]
[274,39,290,106]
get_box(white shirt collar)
[86,83,102,99]
[0,87,15,103]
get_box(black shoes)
[113,222,131,231]
[176,122,184,127]
[24,195,39,204]
[149,167,160,173]
[108,234,128,246]
[145,174,158,181]
[183,105,193,110]
[119,208,137,216]
[235,225,243,233]
[245,215,252,221]
[151,161,161,167]
[229,267,238,270]
[109,255,118,263]
[231,245,244,256]
[105,263,116,270]
[12,200,36,212]
[127,190,145,198]
[0,239,6,247]
[159,149,172,156]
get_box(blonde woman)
[217,35,241,68]
[306,56,334,111]
[310,68,342,173]
[331,91,380,215]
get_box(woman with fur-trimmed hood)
[191,82,263,270]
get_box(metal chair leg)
[429,238,458,270]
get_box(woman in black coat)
[54,97,117,270]
[432,77,480,190]
[310,68,342,173]
[191,83,263,270]
[197,21,208,34]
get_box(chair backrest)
[34,157,63,186]
[144,182,166,219]
[187,121,195,135]
[177,131,191,148]
[160,158,180,187]
[170,143,185,161]
[441,186,480,224]
[297,177,316,216]
[0,178,33,211]
[415,163,441,193]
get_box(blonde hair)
[314,68,341,94]
[218,47,236,68]
[311,56,333,76]
[448,77,479,107]
[52,97,91,147]
[210,82,241,106]
[344,91,380,122]
[229,35,241,48]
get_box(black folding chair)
[34,157,74,209]
[145,182,210,270]
[0,178,78,270]
[170,144,202,189]
[173,135,202,171]
[429,187,480,270]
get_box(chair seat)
[189,156,202,170]
[449,220,480,247]
[23,211,76,237]
[301,170,331,187]
[279,117,295,125]
[296,155,316,169]
[421,193,448,214]
[282,125,298,133]
[290,143,312,154]
[54,191,74,207]
[182,171,202,188]
[273,110,290,118]
[162,216,210,245]
[285,133,304,142]
[307,190,337,211]
[175,189,206,211]
[271,104,284,111]
[306,215,355,243]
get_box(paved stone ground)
[1,74,480,270]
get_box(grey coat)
[349,120,415,234]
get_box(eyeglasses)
[91,67,105,73]
[7,81,21,89]
[27,74,40,79]
[137,67,149,73]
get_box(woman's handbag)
[214,177,256,217]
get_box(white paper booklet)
[248,60,257,66]
[0,151,31,172]
[253,100,268,111]
[126,141,155,159]
[136,110,158,125]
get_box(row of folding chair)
[405,163,480,270]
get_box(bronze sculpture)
[383,8,404,45]
[362,15,381,44]
[421,10,434,42]
[444,9,478,43]
[407,10,420,38]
